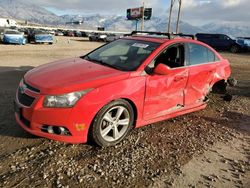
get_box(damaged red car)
[15,31,231,147]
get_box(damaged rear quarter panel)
[212,59,231,85]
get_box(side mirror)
[154,63,171,75]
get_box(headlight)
[43,89,93,108]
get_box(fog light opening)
[41,125,71,136]
[47,126,54,134]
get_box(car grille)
[23,80,40,93]
[18,88,35,107]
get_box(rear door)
[185,42,219,106]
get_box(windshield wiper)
[98,61,121,70]
[84,55,93,61]
[84,56,122,71]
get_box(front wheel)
[90,100,134,147]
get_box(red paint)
[15,37,231,144]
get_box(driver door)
[143,44,188,120]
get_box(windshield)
[83,39,160,71]
[5,30,22,35]
[228,35,236,40]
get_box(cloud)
[182,0,211,8]
[219,0,241,7]
[24,0,161,14]
[181,0,250,25]
[22,0,249,25]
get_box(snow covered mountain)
[61,14,204,34]
[0,0,63,25]
[0,0,249,36]
[201,22,250,37]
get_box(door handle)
[174,77,185,82]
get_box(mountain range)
[0,0,249,37]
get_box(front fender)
[70,76,146,135]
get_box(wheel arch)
[87,97,138,143]
[211,79,228,94]
[230,44,241,53]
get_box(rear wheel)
[230,45,240,53]
[90,100,134,147]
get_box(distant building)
[0,18,17,27]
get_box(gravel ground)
[0,37,249,188]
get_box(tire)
[90,99,134,147]
[230,45,240,53]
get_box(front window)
[83,39,160,71]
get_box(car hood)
[24,58,130,94]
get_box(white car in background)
[89,33,107,42]
[105,34,122,42]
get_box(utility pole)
[141,2,145,31]
[176,0,182,33]
[167,0,182,34]
[167,0,174,33]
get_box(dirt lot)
[0,37,249,188]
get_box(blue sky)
[24,0,249,25]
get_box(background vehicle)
[105,34,122,42]
[64,30,75,37]
[196,33,242,53]
[81,31,88,37]
[236,37,250,52]
[74,31,82,37]
[89,32,107,41]
[55,30,64,36]
[28,30,53,44]
[15,31,231,147]
[0,27,4,40]
[2,29,26,45]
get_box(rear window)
[187,43,219,65]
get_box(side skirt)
[135,103,207,128]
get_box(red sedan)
[15,31,231,147]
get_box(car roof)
[124,35,197,44]
[124,31,196,44]
[125,36,168,43]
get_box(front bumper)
[35,40,53,43]
[3,38,24,44]
[14,91,89,144]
